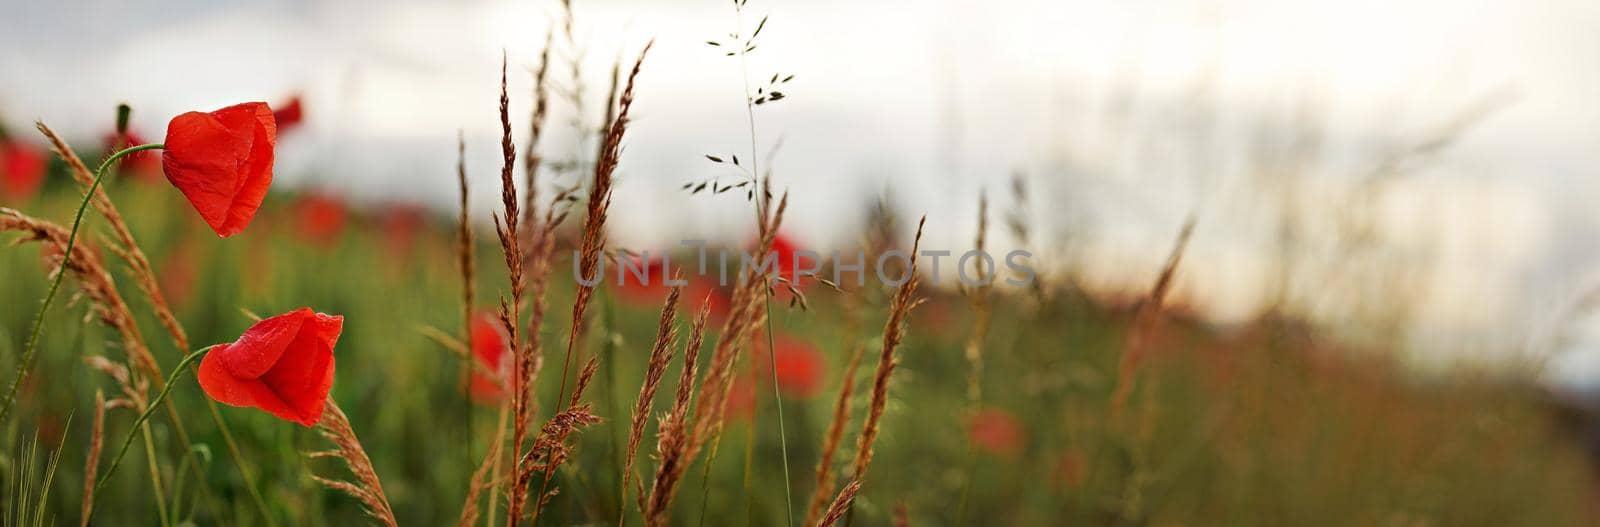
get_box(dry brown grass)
[464,43,576,527]
[308,400,397,527]
[647,186,790,525]
[528,40,653,525]
[642,297,711,527]
[1111,217,1196,415]
[554,40,653,414]
[596,56,622,167]
[516,182,568,445]
[521,28,554,234]
[1004,173,1047,302]
[517,356,603,518]
[953,193,991,523]
[458,400,509,527]
[802,342,864,526]
[620,284,682,525]
[962,192,990,414]
[36,122,189,353]
[487,50,539,526]
[0,208,159,381]
[79,389,106,527]
[687,188,789,463]
[849,216,926,484]
[456,131,480,500]
[816,480,861,527]
[457,130,476,365]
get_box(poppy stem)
[0,142,164,426]
[91,345,215,502]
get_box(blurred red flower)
[614,255,672,305]
[380,203,427,257]
[36,416,67,447]
[0,139,47,202]
[1053,448,1086,489]
[157,240,198,310]
[198,308,342,426]
[969,408,1024,456]
[273,95,305,132]
[754,233,815,308]
[917,299,958,340]
[295,192,347,246]
[769,232,814,285]
[469,312,510,403]
[104,130,162,182]
[162,102,276,237]
[725,377,757,421]
[685,280,731,321]
[756,335,825,398]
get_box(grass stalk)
[0,143,162,425]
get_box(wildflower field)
[3,1,1600,526]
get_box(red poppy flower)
[104,130,162,183]
[614,255,672,305]
[273,95,305,132]
[756,335,824,399]
[0,139,47,201]
[294,192,346,245]
[724,377,757,421]
[969,408,1024,456]
[469,312,510,403]
[750,233,814,304]
[685,280,732,321]
[380,203,426,257]
[198,308,342,426]
[769,232,814,284]
[162,102,276,238]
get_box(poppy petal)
[259,326,335,426]
[162,102,275,237]
[470,373,504,402]
[221,308,311,379]
[198,307,340,427]
[467,313,509,404]
[217,103,275,235]
[198,345,296,419]
[308,312,345,348]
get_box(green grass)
[1,180,1597,526]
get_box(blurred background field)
[8,0,1600,525]
[1,178,1597,525]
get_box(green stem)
[140,420,172,526]
[0,143,164,425]
[743,400,758,525]
[604,297,629,527]
[759,280,795,525]
[733,4,795,525]
[205,390,278,527]
[93,345,214,497]
[695,423,727,527]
